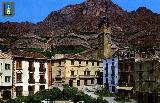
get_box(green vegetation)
[94,85,115,97]
[18,45,86,58]
[114,93,130,102]
[0,34,18,41]
[18,48,55,58]
[7,86,108,103]
[0,45,9,52]
[53,45,86,54]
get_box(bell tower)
[97,17,117,59]
[6,5,11,15]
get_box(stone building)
[11,50,52,98]
[97,17,118,59]
[134,50,160,103]
[0,51,13,100]
[51,54,103,88]
[117,48,135,98]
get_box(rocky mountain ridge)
[0,0,160,52]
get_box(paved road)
[83,91,137,103]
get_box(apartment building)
[12,50,51,98]
[103,56,118,93]
[117,48,135,98]
[52,54,103,88]
[0,51,13,100]
[134,50,160,103]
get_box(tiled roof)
[52,54,102,61]
[11,50,47,59]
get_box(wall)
[103,56,118,93]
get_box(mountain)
[0,0,160,53]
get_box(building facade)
[0,51,13,100]
[12,51,51,98]
[52,54,103,88]
[103,56,118,93]
[117,48,135,98]
[134,50,160,103]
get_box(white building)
[0,51,13,100]
[12,50,51,98]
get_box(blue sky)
[0,0,160,23]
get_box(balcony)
[39,68,46,73]
[70,75,77,79]
[28,67,35,72]
[16,67,22,70]
[55,75,63,79]
[17,80,23,83]
[39,79,46,84]
[28,79,35,84]
[79,75,96,79]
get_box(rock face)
[0,0,160,51]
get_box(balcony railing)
[39,68,46,72]
[39,79,46,84]
[28,67,35,72]
[28,79,35,84]
[79,75,96,79]
[16,67,22,70]
[17,80,23,83]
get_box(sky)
[0,0,160,23]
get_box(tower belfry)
[97,17,117,59]
[6,5,11,15]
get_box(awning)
[116,86,133,90]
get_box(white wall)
[14,60,48,97]
[0,59,12,86]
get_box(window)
[139,73,143,79]
[71,60,74,65]
[92,62,94,66]
[71,71,74,76]
[5,64,10,70]
[29,61,34,68]
[59,61,61,66]
[79,61,81,65]
[39,85,45,91]
[87,71,90,75]
[139,64,142,70]
[105,63,108,70]
[5,76,11,82]
[91,79,94,84]
[58,71,61,76]
[111,65,115,70]
[86,61,88,65]
[28,86,35,95]
[40,63,45,69]
[125,63,128,71]
[97,62,99,66]
[16,60,22,69]
[112,62,114,66]
[17,73,22,83]
[112,86,115,92]
[16,86,23,96]
[84,71,86,75]
[77,80,80,86]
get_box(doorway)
[69,80,73,87]
[3,90,11,100]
